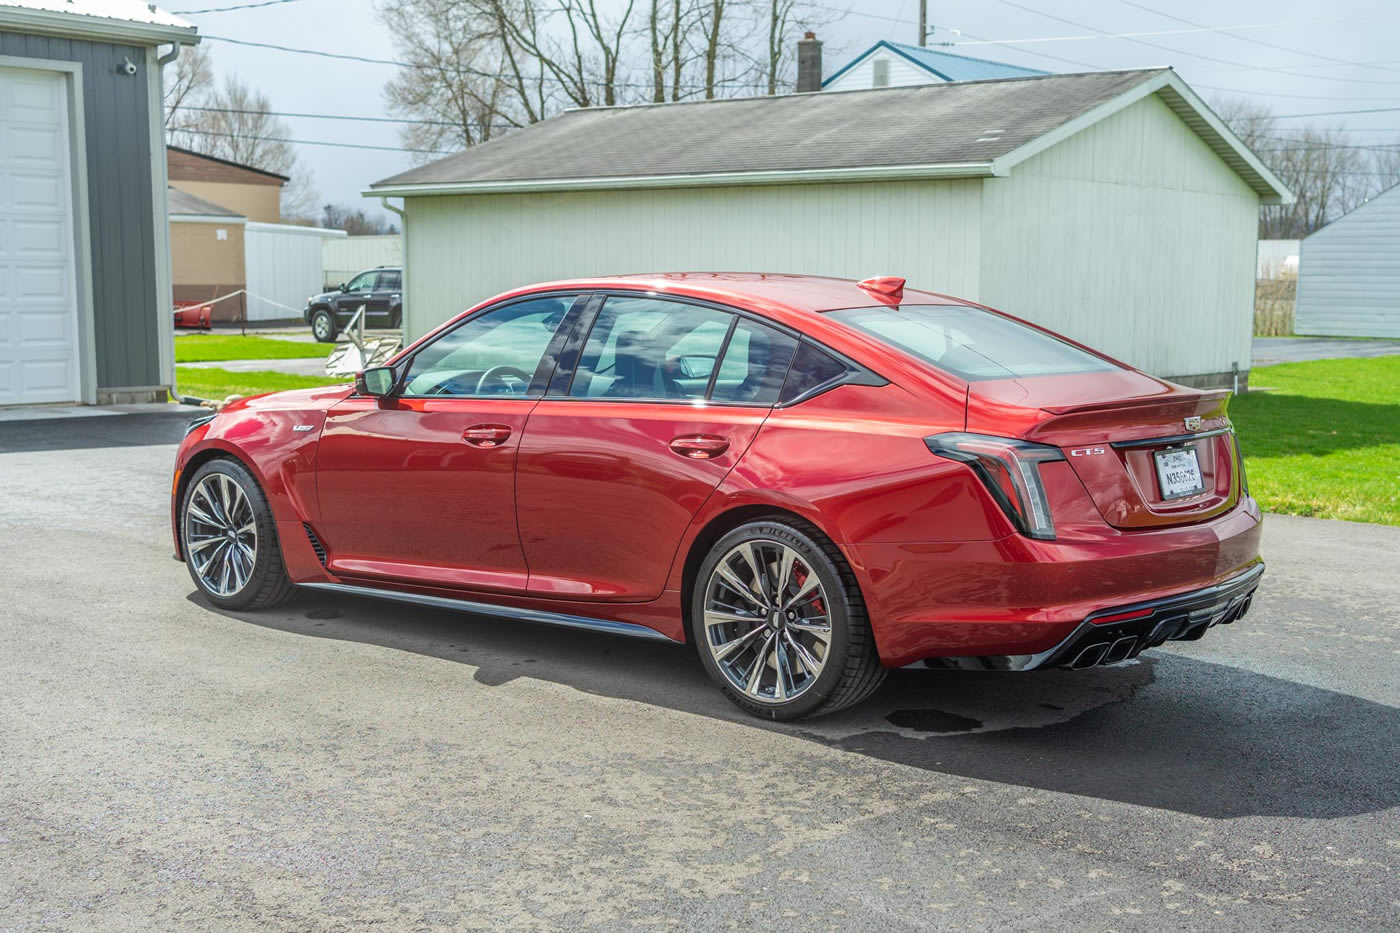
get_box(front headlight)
[184,414,216,437]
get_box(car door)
[515,294,799,601]
[365,269,400,328]
[335,269,379,326]
[314,292,585,593]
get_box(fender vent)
[303,523,327,566]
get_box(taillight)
[925,432,1065,539]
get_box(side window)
[568,297,732,400]
[346,271,378,291]
[779,340,850,404]
[377,270,401,291]
[710,318,798,405]
[402,295,577,397]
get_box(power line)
[172,126,453,155]
[1115,0,1400,78]
[1196,84,1400,103]
[957,12,1400,49]
[1273,106,1400,120]
[175,0,302,12]
[991,0,1400,87]
[176,104,512,129]
[200,34,775,92]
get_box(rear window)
[828,304,1118,381]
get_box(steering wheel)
[476,365,533,395]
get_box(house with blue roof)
[823,40,1046,92]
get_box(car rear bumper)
[852,497,1263,667]
[902,561,1263,671]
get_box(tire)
[691,518,886,720]
[311,308,337,343]
[389,306,402,330]
[180,457,294,611]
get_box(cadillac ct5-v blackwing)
[172,273,1263,719]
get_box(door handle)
[463,424,512,447]
[670,434,730,459]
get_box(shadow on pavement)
[192,585,1400,822]
[0,410,196,453]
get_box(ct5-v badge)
[1184,416,1203,431]
[292,425,315,432]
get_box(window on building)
[872,58,891,88]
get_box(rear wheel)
[180,458,293,610]
[311,308,337,343]
[691,519,885,720]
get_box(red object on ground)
[173,301,212,330]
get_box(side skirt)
[297,582,678,642]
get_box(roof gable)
[368,68,1291,205]
[167,186,244,219]
[823,40,1047,86]
[168,146,289,185]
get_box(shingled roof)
[368,68,1290,204]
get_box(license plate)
[1154,447,1205,500]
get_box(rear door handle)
[464,424,512,447]
[670,434,730,459]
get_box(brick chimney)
[796,32,823,93]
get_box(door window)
[567,297,732,400]
[402,295,577,397]
[345,270,378,291]
[377,270,401,290]
[710,319,798,405]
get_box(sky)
[167,0,1400,224]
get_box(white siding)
[979,93,1259,381]
[323,233,401,289]
[1257,239,1299,279]
[825,51,940,92]
[1295,186,1400,338]
[402,179,982,339]
[244,222,346,321]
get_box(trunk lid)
[967,372,1242,529]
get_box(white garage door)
[0,66,80,405]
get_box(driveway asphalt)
[1253,336,1400,366]
[1,413,1397,931]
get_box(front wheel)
[691,519,886,720]
[310,308,337,343]
[180,458,293,610]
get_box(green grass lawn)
[174,335,335,363]
[1232,356,1400,525]
[175,366,344,401]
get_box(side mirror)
[337,282,347,292]
[356,366,397,397]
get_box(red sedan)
[171,273,1263,719]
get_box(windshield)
[828,304,1118,381]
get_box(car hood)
[310,290,341,304]
[220,383,354,414]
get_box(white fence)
[323,234,402,289]
[1257,239,1300,279]
[244,223,348,321]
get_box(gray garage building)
[370,68,1291,389]
[0,1,196,406]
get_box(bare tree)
[169,72,319,221]
[321,203,400,235]
[163,43,213,130]
[1215,96,1380,238]
[379,0,832,156]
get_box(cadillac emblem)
[1184,416,1203,431]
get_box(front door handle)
[464,424,512,447]
[670,434,730,459]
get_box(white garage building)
[368,68,1291,388]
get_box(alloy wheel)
[184,472,258,597]
[702,539,832,704]
[312,313,332,341]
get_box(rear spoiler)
[1039,388,1231,416]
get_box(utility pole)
[919,0,927,46]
